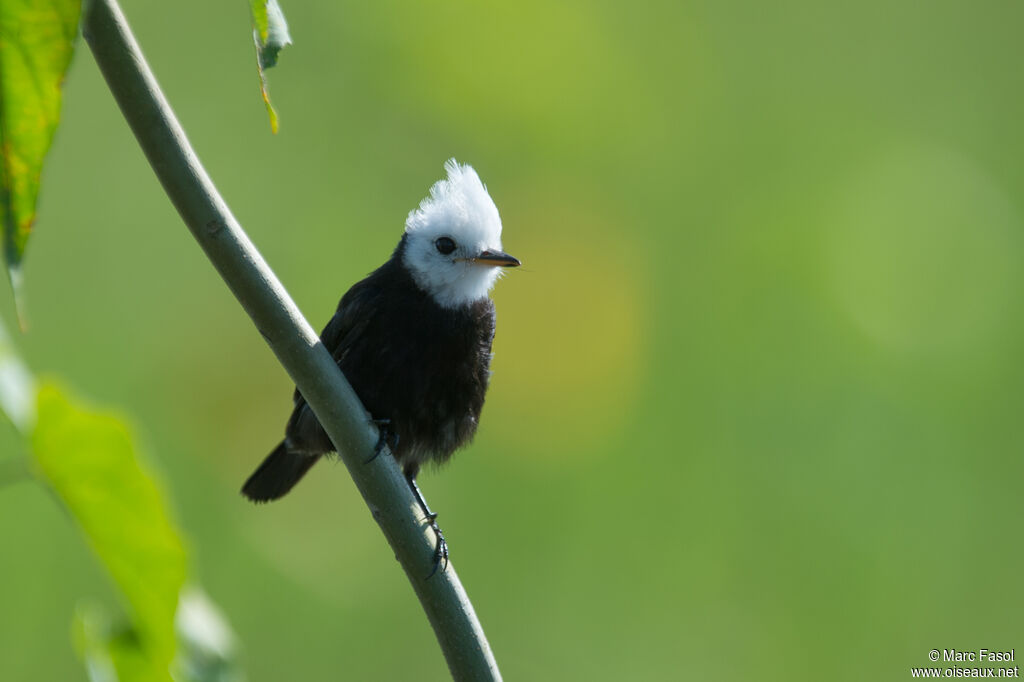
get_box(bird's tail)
[241,441,321,502]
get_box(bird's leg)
[407,475,449,578]
[366,418,398,463]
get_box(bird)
[242,159,519,573]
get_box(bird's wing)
[291,275,380,405]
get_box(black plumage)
[242,234,497,503]
[242,159,518,572]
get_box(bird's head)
[402,159,520,308]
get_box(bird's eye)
[435,237,457,255]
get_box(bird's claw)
[407,475,448,578]
[426,516,449,579]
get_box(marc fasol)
[943,649,1015,663]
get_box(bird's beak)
[472,250,521,268]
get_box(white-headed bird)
[242,159,520,573]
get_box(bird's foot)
[426,515,449,579]
[367,418,398,463]
[407,475,449,578]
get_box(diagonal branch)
[80,1,501,679]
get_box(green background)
[2,0,1023,679]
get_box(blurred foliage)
[2,0,1023,681]
[0,0,80,311]
[0,321,238,681]
[249,0,291,133]
[34,382,186,680]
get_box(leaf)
[249,0,291,133]
[0,0,81,310]
[32,381,187,680]
[74,589,243,682]
[74,602,168,682]
[0,315,35,431]
[251,0,291,70]
[0,318,240,680]
[174,588,242,682]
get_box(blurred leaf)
[0,0,81,312]
[32,381,187,680]
[251,0,291,69]
[0,317,35,431]
[0,318,242,680]
[74,603,168,682]
[248,0,291,133]
[75,591,244,682]
[174,588,244,682]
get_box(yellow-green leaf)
[0,0,81,302]
[32,381,186,680]
[248,0,291,133]
[74,602,169,682]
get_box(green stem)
[80,1,501,679]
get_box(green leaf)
[74,588,243,682]
[74,602,168,682]
[249,0,291,133]
[32,381,187,680]
[0,319,240,680]
[0,0,81,307]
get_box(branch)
[80,1,501,679]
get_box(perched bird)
[242,159,519,572]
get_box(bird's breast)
[341,296,495,469]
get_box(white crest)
[402,159,507,308]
